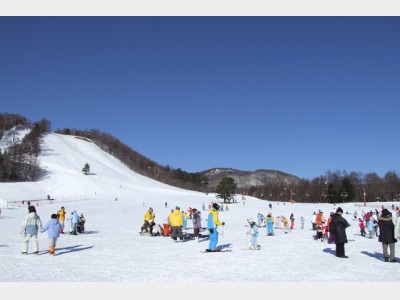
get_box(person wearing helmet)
[247,218,260,250]
[206,203,225,252]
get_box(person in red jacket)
[358,218,366,237]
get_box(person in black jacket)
[331,207,351,258]
[377,208,397,262]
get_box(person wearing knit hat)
[378,208,397,262]
[206,203,225,252]
[331,207,350,258]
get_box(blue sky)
[1,17,399,180]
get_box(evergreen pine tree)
[82,163,90,175]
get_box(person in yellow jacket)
[206,203,225,252]
[282,215,290,234]
[168,206,184,242]
[141,207,155,235]
[57,206,66,234]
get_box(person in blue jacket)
[206,203,225,252]
[40,213,62,255]
[247,218,260,250]
[68,210,81,235]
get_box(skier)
[300,216,305,229]
[40,213,62,255]
[366,217,377,239]
[192,208,202,242]
[358,218,366,237]
[281,215,290,234]
[57,206,66,234]
[68,210,81,235]
[247,218,260,250]
[78,213,86,233]
[257,213,264,227]
[290,213,295,230]
[206,203,225,252]
[264,212,275,236]
[182,210,189,229]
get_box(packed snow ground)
[0,133,398,296]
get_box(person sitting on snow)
[141,207,155,235]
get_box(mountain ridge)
[199,167,302,189]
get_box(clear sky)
[1,16,399,180]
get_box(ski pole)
[220,225,224,250]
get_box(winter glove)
[209,228,214,234]
[221,222,225,226]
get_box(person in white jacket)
[247,218,260,250]
[20,206,43,255]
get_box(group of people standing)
[320,206,399,262]
[20,205,86,256]
[140,203,226,252]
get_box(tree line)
[238,169,400,204]
[0,113,51,182]
[1,113,398,203]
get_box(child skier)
[358,218,366,237]
[247,218,260,250]
[264,212,275,236]
[40,213,62,255]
